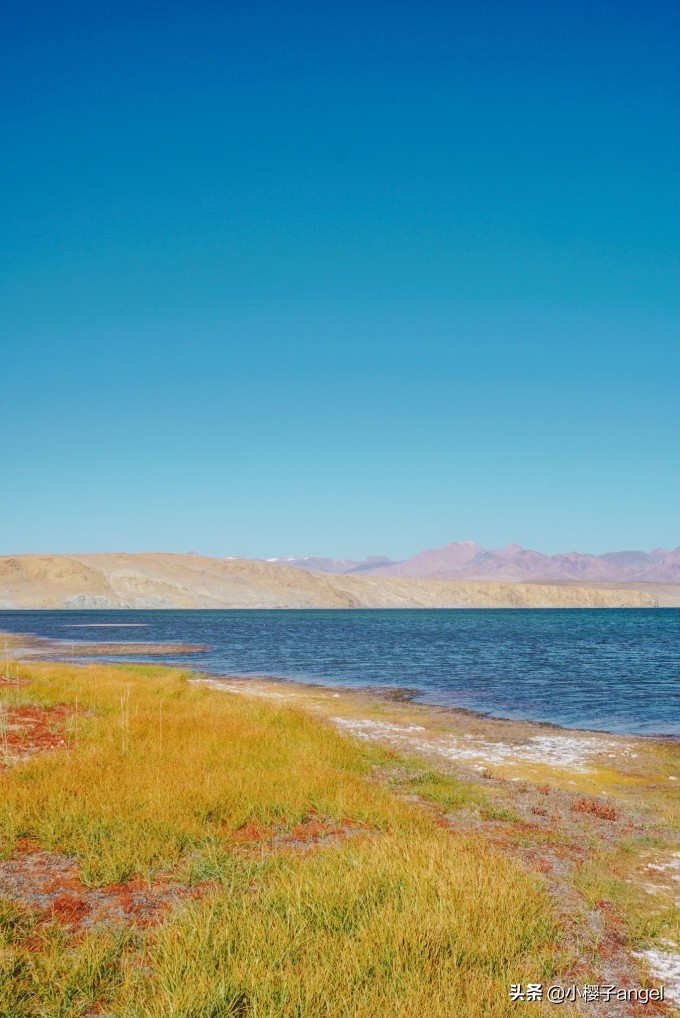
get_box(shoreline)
[3,603,679,609]
[190,672,680,784]
[2,626,679,744]
[2,604,679,613]
[198,671,680,743]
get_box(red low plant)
[570,797,618,821]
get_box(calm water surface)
[1,609,678,737]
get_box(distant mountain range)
[265,541,680,583]
[0,554,672,609]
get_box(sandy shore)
[1,631,210,658]
[193,672,679,782]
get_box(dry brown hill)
[0,553,676,609]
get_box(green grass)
[0,661,573,1017]
[398,764,487,812]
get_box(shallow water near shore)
[1,607,678,737]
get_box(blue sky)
[2,0,678,558]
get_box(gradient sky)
[2,0,678,559]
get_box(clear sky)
[2,0,678,559]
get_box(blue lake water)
[1,608,678,737]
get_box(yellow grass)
[0,662,575,1016]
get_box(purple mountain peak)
[265,541,680,583]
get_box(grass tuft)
[0,661,571,1016]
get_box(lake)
[1,608,678,737]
